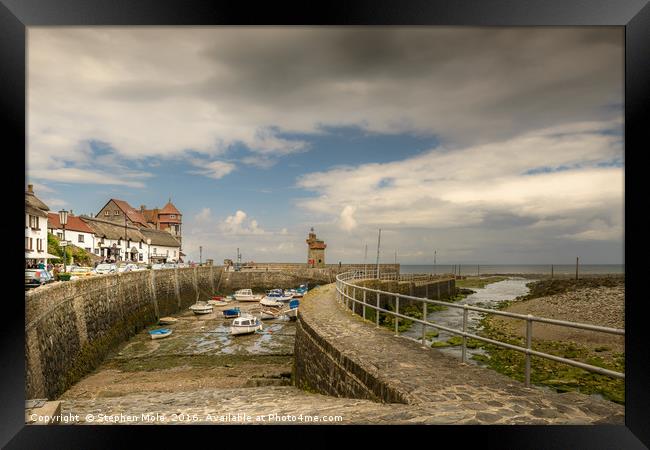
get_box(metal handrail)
[335,270,624,385]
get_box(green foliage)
[475,315,625,404]
[47,232,93,266]
[456,276,508,289]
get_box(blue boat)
[149,328,172,339]
[223,307,241,318]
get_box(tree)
[47,233,93,267]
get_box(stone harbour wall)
[25,266,221,400]
[294,278,454,402]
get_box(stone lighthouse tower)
[306,227,326,268]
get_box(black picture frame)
[2,0,648,448]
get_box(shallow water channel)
[402,278,534,363]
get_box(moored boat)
[189,302,213,315]
[233,289,264,302]
[260,306,283,320]
[158,317,178,325]
[261,290,293,305]
[285,299,300,320]
[149,328,173,339]
[230,315,263,335]
[207,298,229,306]
[223,307,241,318]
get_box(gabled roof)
[80,216,146,242]
[140,228,181,247]
[26,204,48,218]
[101,199,150,227]
[159,201,181,215]
[48,213,94,233]
[25,188,50,213]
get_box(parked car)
[69,266,95,280]
[93,263,117,275]
[117,263,139,273]
[151,263,164,270]
[25,269,54,290]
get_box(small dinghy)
[285,299,299,320]
[233,289,264,302]
[158,317,178,325]
[149,328,172,339]
[230,315,263,335]
[260,306,283,320]
[189,302,213,315]
[207,298,229,306]
[223,307,241,318]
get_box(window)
[139,254,143,262]
[25,237,29,250]
[104,211,110,216]
[139,241,142,249]
[57,232,63,239]
[37,239,43,252]
[85,247,91,253]
[94,248,99,255]
[29,238,33,250]
[114,210,120,215]
[174,250,176,257]
[170,214,176,218]
[154,248,157,254]
[29,215,39,229]
[78,234,84,243]
[117,238,121,245]
[166,249,169,256]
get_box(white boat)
[207,299,229,306]
[233,289,264,302]
[261,290,293,305]
[189,302,213,315]
[230,315,263,335]
[158,317,178,325]
[149,328,173,339]
[260,306,283,320]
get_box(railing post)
[525,315,533,387]
[352,287,356,315]
[462,305,468,363]
[394,296,399,336]
[363,290,366,320]
[421,302,428,344]
[376,292,380,327]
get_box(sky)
[26,27,624,265]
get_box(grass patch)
[475,316,625,404]
[456,276,508,289]
[431,341,450,348]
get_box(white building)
[140,228,182,264]
[80,216,150,263]
[47,212,96,255]
[25,184,57,267]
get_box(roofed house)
[139,228,182,264]
[25,184,56,267]
[48,212,96,255]
[80,216,148,263]
[140,198,182,246]
[96,199,151,229]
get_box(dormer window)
[114,210,120,215]
[104,211,110,216]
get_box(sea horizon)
[398,264,624,275]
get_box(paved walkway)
[297,284,624,424]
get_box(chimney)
[70,210,73,216]
[27,184,34,194]
[140,205,146,212]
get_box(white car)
[152,263,164,270]
[94,263,117,275]
[117,263,139,273]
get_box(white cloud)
[339,205,358,231]
[219,210,268,235]
[188,160,235,180]
[194,207,212,223]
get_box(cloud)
[295,120,623,256]
[194,207,212,223]
[188,159,236,179]
[339,205,357,231]
[219,210,268,235]
[28,28,622,186]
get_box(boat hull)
[230,324,262,335]
[149,329,173,339]
[158,317,178,325]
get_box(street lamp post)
[199,246,202,266]
[146,238,151,265]
[58,209,69,273]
